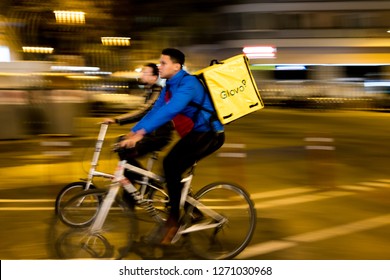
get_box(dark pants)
[117,122,173,182]
[163,130,225,221]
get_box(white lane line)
[286,214,390,243]
[0,190,347,211]
[304,137,334,142]
[217,142,247,158]
[250,187,314,200]
[0,207,53,211]
[237,240,296,257]
[305,146,335,150]
[217,152,247,158]
[222,143,246,149]
[338,185,375,192]
[256,191,351,209]
[359,182,390,188]
[238,214,390,259]
[0,199,54,203]
[1,179,389,212]
[377,179,390,183]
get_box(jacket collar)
[166,69,188,87]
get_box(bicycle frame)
[175,171,227,239]
[88,160,228,242]
[83,123,163,198]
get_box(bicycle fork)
[89,182,120,234]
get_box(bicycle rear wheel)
[55,189,137,259]
[55,181,98,227]
[186,182,256,260]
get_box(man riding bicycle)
[119,48,225,244]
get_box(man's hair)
[161,48,185,66]
[145,63,159,76]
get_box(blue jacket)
[132,69,224,134]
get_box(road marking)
[378,179,390,183]
[286,214,390,243]
[238,214,390,259]
[256,191,351,209]
[0,207,53,211]
[359,181,390,188]
[217,142,247,158]
[222,143,246,149]
[250,187,314,200]
[304,137,335,150]
[217,152,247,158]
[338,185,374,192]
[238,240,296,257]
[0,178,388,212]
[0,199,54,203]
[1,179,389,211]
[304,137,334,142]
[305,145,335,150]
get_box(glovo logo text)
[220,79,247,99]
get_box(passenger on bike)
[105,63,174,192]
[119,48,225,245]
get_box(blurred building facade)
[0,0,389,121]
[214,0,390,66]
[0,0,389,70]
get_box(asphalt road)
[0,108,389,260]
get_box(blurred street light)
[22,46,54,54]
[101,37,131,46]
[53,11,86,24]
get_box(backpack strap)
[189,101,219,123]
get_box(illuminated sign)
[243,46,276,59]
[22,47,54,54]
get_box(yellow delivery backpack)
[194,54,264,124]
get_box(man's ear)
[173,63,181,72]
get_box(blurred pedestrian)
[105,63,173,186]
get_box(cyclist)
[119,48,225,245]
[105,63,174,195]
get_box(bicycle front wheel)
[55,228,113,259]
[55,189,137,259]
[55,181,98,227]
[58,186,102,228]
[186,182,256,260]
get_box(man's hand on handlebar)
[103,118,116,124]
[119,129,146,148]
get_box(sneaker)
[160,224,179,245]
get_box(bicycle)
[54,122,169,227]
[53,156,257,260]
